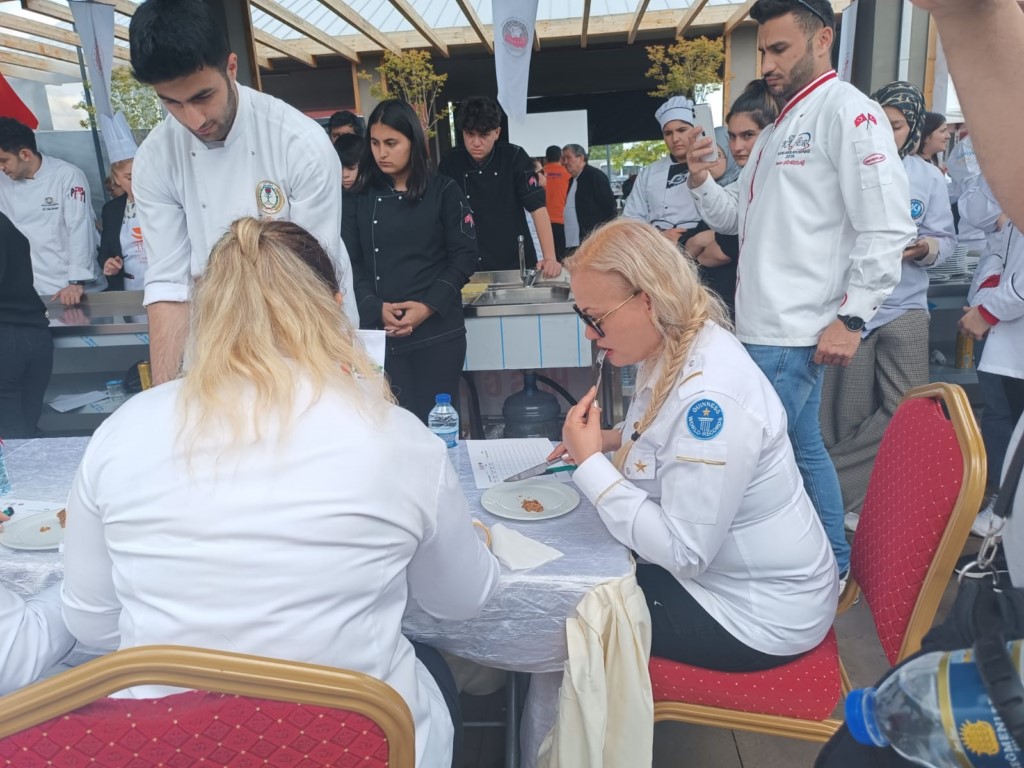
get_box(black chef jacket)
[342,175,478,355]
[438,143,546,272]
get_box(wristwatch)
[838,314,865,332]
[67,280,86,286]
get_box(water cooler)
[502,372,563,441]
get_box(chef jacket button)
[377,197,382,202]
[373,220,377,224]
[398,195,403,200]
[494,171,498,176]
[376,276,381,281]
[374,248,379,253]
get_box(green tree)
[74,66,163,131]
[358,50,448,137]
[645,36,725,101]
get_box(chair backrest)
[0,645,415,768]
[850,383,986,666]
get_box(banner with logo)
[492,0,539,123]
[69,0,116,120]
[837,0,859,82]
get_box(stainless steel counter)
[45,291,147,336]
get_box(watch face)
[842,316,865,332]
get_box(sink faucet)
[518,235,539,287]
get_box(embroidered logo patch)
[910,199,924,220]
[256,180,285,215]
[686,399,724,440]
[862,153,886,166]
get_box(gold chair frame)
[0,645,416,768]
[654,383,987,743]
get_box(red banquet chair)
[649,382,986,742]
[0,645,415,768]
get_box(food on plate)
[520,498,545,513]
[39,526,51,533]
[57,509,67,528]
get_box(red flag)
[0,73,39,129]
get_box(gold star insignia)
[634,460,648,474]
[702,408,711,417]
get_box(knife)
[503,459,574,483]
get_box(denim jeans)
[743,344,850,574]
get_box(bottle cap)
[435,394,452,404]
[106,380,123,387]
[845,688,888,747]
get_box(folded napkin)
[490,523,564,571]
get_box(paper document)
[466,438,571,489]
[48,391,108,413]
[355,330,386,370]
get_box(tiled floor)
[462,539,976,768]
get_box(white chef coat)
[621,155,703,231]
[0,583,76,695]
[0,155,103,295]
[61,378,500,768]
[133,84,358,326]
[119,200,147,291]
[689,70,915,346]
[960,173,1008,305]
[866,155,956,334]
[572,322,838,656]
[977,222,1024,381]
[947,136,987,251]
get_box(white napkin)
[490,523,564,571]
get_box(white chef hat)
[99,111,137,165]
[655,96,695,129]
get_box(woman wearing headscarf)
[821,82,957,530]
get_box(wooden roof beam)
[314,0,402,55]
[454,0,493,53]
[0,30,81,65]
[581,0,592,48]
[724,0,758,34]
[676,0,712,37]
[0,11,130,61]
[22,0,131,43]
[386,0,449,57]
[253,29,317,67]
[250,0,361,62]
[0,49,80,77]
[627,0,652,45]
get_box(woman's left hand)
[561,385,603,465]
[390,301,435,336]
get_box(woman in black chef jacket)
[342,99,478,424]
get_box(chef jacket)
[0,155,103,295]
[978,222,1024,381]
[133,83,358,326]
[573,322,838,656]
[690,70,915,346]
[0,584,75,695]
[342,175,477,355]
[622,155,705,236]
[61,376,500,768]
[865,154,956,334]
[438,143,545,271]
[960,173,1008,306]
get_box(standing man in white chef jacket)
[0,118,105,304]
[129,0,358,384]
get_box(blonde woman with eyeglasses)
[552,218,838,672]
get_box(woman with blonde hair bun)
[553,218,838,672]
[62,217,499,768]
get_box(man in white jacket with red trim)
[685,0,915,579]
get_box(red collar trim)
[775,70,838,124]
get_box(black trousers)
[551,222,567,261]
[411,641,462,768]
[637,564,805,672]
[386,334,467,425]
[1000,374,1024,425]
[0,324,53,438]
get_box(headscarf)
[870,81,925,159]
[714,126,741,186]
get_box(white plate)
[481,479,580,521]
[0,510,66,551]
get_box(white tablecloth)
[0,437,633,766]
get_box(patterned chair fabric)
[850,396,964,665]
[0,690,390,768]
[649,628,842,721]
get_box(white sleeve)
[134,142,191,307]
[406,445,500,620]
[61,439,122,651]
[915,168,957,269]
[621,166,651,221]
[830,102,914,320]
[0,584,76,695]
[688,174,740,236]
[287,130,359,327]
[62,167,98,283]
[959,175,1003,234]
[572,393,761,581]
[981,226,1024,323]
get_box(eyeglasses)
[792,0,831,28]
[572,290,640,338]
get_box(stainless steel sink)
[472,286,571,306]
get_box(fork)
[592,349,608,396]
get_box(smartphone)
[692,103,718,164]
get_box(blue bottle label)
[435,430,457,449]
[939,642,1024,767]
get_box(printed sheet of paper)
[49,391,108,413]
[466,438,571,489]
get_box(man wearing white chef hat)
[128,0,358,384]
[98,113,146,292]
[621,96,709,250]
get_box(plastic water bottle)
[0,440,10,496]
[428,394,459,450]
[846,640,1024,767]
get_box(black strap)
[975,632,1024,750]
[995,431,1024,521]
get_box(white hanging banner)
[69,0,116,120]
[492,0,539,123]
[837,0,859,83]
